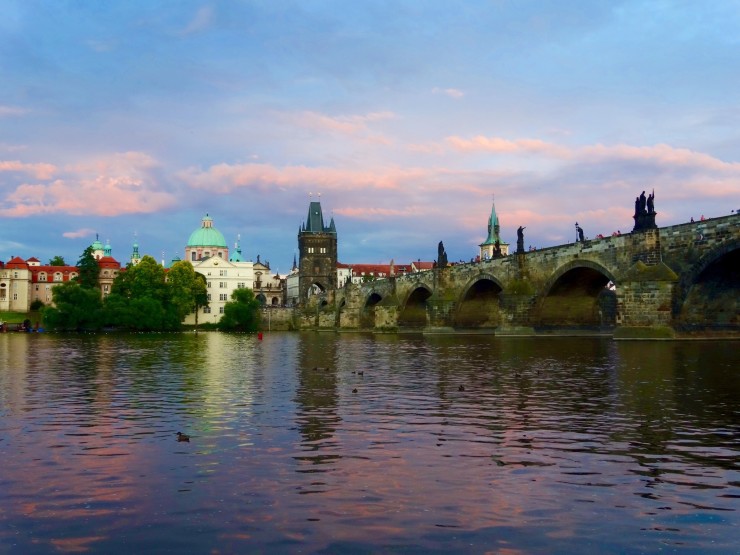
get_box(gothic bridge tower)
[298,197,337,303]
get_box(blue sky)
[1,1,738,269]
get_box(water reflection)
[0,333,737,554]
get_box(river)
[0,332,738,554]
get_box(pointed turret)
[131,235,141,266]
[479,197,509,259]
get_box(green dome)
[187,214,227,248]
[91,234,104,251]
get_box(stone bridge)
[300,214,738,338]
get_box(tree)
[75,246,99,289]
[193,273,209,328]
[218,288,261,332]
[42,282,103,331]
[167,261,207,323]
[104,255,179,331]
[48,255,66,266]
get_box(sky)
[1,1,739,269]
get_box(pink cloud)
[444,134,740,177]
[580,143,740,172]
[63,228,96,239]
[446,135,571,157]
[179,163,429,193]
[288,110,395,137]
[0,105,29,117]
[335,206,428,220]
[0,160,57,179]
[0,152,175,218]
[432,87,465,99]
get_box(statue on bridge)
[437,241,448,268]
[517,226,526,254]
[576,224,585,242]
[632,189,658,232]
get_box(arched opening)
[360,293,382,329]
[256,293,267,305]
[677,247,739,332]
[308,282,326,297]
[455,277,502,329]
[399,287,431,328]
[537,264,616,331]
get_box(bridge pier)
[614,228,680,338]
[497,293,536,335]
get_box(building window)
[207,282,212,288]
[219,282,226,288]
[13,272,18,278]
[13,293,18,300]
[54,273,62,282]
[207,294,212,301]
[320,247,326,254]
[237,282,245,289]
[204,306,211,314]
[219,307,225,314]
[219,293,227,301]
[219,270,227,277]
[191,252,196,261]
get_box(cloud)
[444,135,740,176]
[0,152,176,218]
[334,206,428,220]
[179,5,215,36]
[0,105,29,117]
[178,163,427,193]
[63,228,96,239]
[446,135,572,157]
[0,160,57,179]
[288,110,396,138]
[432,87,465,99]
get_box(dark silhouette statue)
[633,189,657,232]
[517,226,525,253]
[577,225,585,242]
[437,241,448,268]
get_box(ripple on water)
[0,333,737,554]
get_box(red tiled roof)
[5,256,28,268]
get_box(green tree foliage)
[104,255,179,331]
[75,246,100,289]
[48,255,66,266]
[42,282,103,331]
[167,261,207,323]
[218,287,261,332]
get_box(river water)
[0,332,737,554]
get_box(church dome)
[91,235,104,251]
[187,214,227,248]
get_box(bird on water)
[176,432,190,442]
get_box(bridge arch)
[536,260,617,330]
[398,285,433,329]
[359,291,383,329]
[454,274,504,329]
[674,238,739,331]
